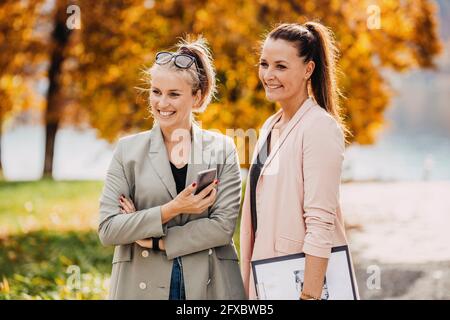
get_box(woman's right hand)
[161,180,219,223]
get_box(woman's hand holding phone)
[119,171,219,224]
[167,179,219,215]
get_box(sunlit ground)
[342,181,450,299]
[1,180,449,299]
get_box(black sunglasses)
[155,51,199,72]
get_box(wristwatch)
[152,237,161,251]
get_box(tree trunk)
[42,2,72,178]
[43,122,58,177]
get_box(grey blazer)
[98,123,246,299]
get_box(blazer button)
[208,249,213,255]
[141,250,149,258]
[139,282,147,290]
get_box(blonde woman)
[99,37,245,300]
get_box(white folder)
[251,245,358,300]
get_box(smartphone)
[194,168,217,195]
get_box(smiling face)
[259,38,314,109]
[149,67,201,133]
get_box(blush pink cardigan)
[239,98,359,299]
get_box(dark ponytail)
[268,22,349,138]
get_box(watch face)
[152,238,159,250]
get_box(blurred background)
[0,0,449,299]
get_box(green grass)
[0,179,104,235]
[0,179,244,299]
[0,180,113,299]
[0,230,113,299]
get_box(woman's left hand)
[119,195,165,250]
[135,239,152,248]
[119,195,136,214]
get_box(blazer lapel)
[250,110,283,166]
[148,123,178,199]
[181,123,212,225]
[185,124,211,186]
[259,98,315,177]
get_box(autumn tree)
[0,0,45,178]
[1,0,207,178]
[1,0,442,176]
[196,0,442,147]
[75,0,442,167]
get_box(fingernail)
[192,182,197,187]
[215,180,219,184]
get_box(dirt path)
[341,181,450,299]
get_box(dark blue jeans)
[169,257,185,300]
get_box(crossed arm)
[117,181,218,250]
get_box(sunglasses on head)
[155,51,199,72]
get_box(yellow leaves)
[304,1,316,12]
[0,0,442,148]
[121,6,146,25]
[196,9,209,24]
[225,71,238,89]
[1,277,10,294]
[12,18,24,31]
[106,65,121,82]
[72,43,85,57]
[330,0,341,12]
[246,73,259,91]
[7,251,17,261]
[355,32,372,52]
[59,255,73,266]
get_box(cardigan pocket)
[215,245,239,261]
[275,236,304,254]
[112,244,132,264]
